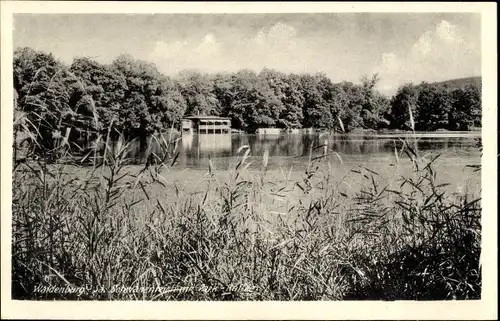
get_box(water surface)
[167,132,482,171]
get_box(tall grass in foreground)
[12,118,481,300]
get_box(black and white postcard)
[1,1,497,320]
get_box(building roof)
[182,115,231,120]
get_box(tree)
[339,82,365,131]
[329,84,350,131]
[217,69,281,132]
[389,84,420,130]
[69,57,128,141]
[359,74,390,129]
[249,73,283,131]
[252,69,285,129]
[224,69,258,131]
[177,70,220,116]
[151,78,187,130]
[13,47,78,154]
[449,84,481,130]
[299,74,332,129]
[112,54,186,154]
[213,72,236,117]
[416,83,451,131]
[278,73,304,129]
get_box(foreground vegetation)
[12,124,482,300]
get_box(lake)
[92,130,481,205]
[158,131,482,171]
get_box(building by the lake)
[181,115,231,135]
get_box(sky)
[13,13,481,95]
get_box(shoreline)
[231,129,482,138]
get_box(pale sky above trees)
[14,13,481,95]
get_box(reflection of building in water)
[196,134,232,158]
[176,133,232,168]
[182,116,231,135]
[182,133,193,151]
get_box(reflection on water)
[172,132,481,170]
[177,133,232,168]
[116,132,481,170]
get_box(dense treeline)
[389,82,481,131]
[13,47,481,151]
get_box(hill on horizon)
[431,76,481,90]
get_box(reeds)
[11,106,482,300]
